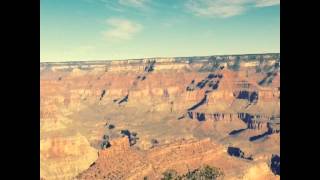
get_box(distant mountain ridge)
[40,53,280,65]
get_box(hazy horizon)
[40,52,279,63]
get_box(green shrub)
[198,165,224,179]
[161,165,224,180]
[161,169,178,180]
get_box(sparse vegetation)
[108,124,115,129]
[103,134,109,140]
[101,139,111,149]
[120,129,131,136]
[100,133,111,149]
[161,165,224,180]
[161,169,179,180]
[120,129,139,146]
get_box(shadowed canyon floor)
[40,54,280,180]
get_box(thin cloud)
[185,0,279,18]
[118,0,148,8]
[85,0,149,11]
[103,18,143,41]
[255,0,280,7]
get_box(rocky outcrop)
[40,133,98,180]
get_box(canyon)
[40,54,280,180]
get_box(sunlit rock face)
[40,54,280,179]
[40,133,98,180]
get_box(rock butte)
[40,54,280,180]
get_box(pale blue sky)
[40,0,280,62]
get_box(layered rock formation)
[40,53,280,179]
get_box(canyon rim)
[40,53,280,180]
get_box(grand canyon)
[40,53,280,180]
